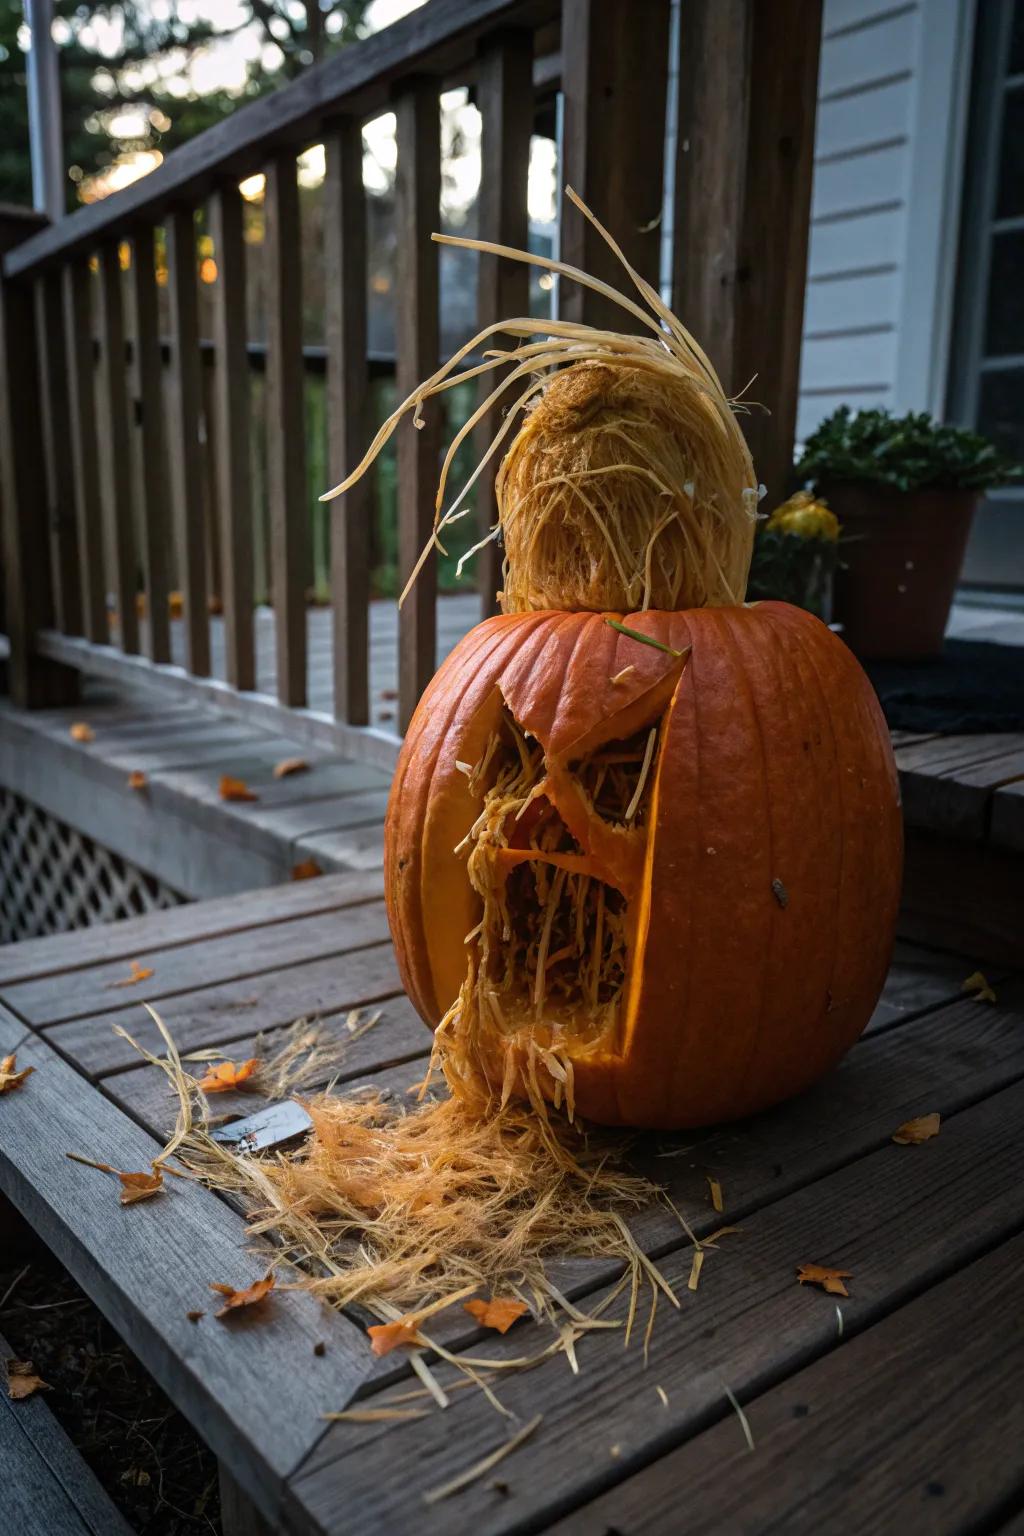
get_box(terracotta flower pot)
[823,481,979,660]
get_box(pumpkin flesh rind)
[386,603,902,1129]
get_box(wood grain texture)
[45,942,404,1077]
[209,185,255,692]
[0,869,384,987]
[0,1004,373,1525]
[324,118,371,726]
[290,1075,1024,1535]
[128,226,172,664]
[394,81,441,734]
[97,244,139,656]
[673,0,823,503]
[165,206,210,677]
[474,28,533,615]
[33,272,82,636]
[552,1231,1024,1536]
[895,732,1024,840]
[899,828,1024,968]
[560,0,670,332]
[7,902,393,1029]
[265,152,308,709]
[991,778,1024,853]
[61,264,108,647]
[0,1331,134,1536]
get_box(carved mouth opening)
[458,705,659,1047]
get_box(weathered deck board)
[550,1230,1024,1536]
[290,1076,1024,1535]
[0,1330,134,1536]
[0,1003,373,1523]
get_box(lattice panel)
[0,789,186,944]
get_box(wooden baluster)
[264,151,308,708]
[324,117,370,725]
[209,184,255,692]
[97,243,139,655]
[475,31,533,618]
[673,0,822,503]
[127,225,171,663]
[394,80,441,734]
[63,261,107,645]
[0,263,77,705]
[560,0,670,331]
[34,271,82,635]
[165,206,210,676]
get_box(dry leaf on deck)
[5,1359,50,1400]
[274,757,310,779]
[463,1296,528,1334]
[962,971,997,1004]
[69,722,95,743]
[127,771,147,791]
[210,1272,275,1319]
[197,1058,261,1093]
[109,960,154,989]
[117,1166,165,1205]
[367,1320,423,1357]
[892,1112,940,1145]
[291,859,322,881]
[797,1263,853,1297]
[0,1053,34,1094]
[706,1174,724,1213]
[219,775,259,803]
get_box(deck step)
[1,1331,134,1536]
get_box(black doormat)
[864,639,1024,734]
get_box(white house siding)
[797,0,973,445]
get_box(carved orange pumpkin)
[385,601,902,1129]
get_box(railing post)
[166,206,211,677]
[209,184,255,692]
[97,241,140,655]
[475,30,533,618]
[127,225,172,664]
[34,269,82,636]
[325,117,370,727]
[63,260,108,644]
[672,0,823,504]
[559,0,671,332]
[394,78,441,735]
[265,152,308,709]
[0,211,78,706]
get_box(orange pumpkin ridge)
[386,602,902,1129]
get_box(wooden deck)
[1,876,1023,1534]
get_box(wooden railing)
[0,0,822,769]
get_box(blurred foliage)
[747,493,840,618]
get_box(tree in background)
[0,0,372,210]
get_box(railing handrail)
[4,0,554,281]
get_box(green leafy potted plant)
[796,407,1021,658]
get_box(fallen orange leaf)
[69,722,95,743]
[291,859,322,881]
[117,1166,165,1205]
[196,1058,262,1093]
[797,1263,853,1298]
[0,1053,34,1094]
[892,1112,940,1145]
[5,1359,50,1400]
[219,775,259,803]
[706,1175,724,1213]
[962,970,997,1004]
[463,1296,528,1334]
[274,757,310,779]
[367,1320,423,1357]
[109,960,154,989]
[210,1272,275,1319]
[127,770,147,791]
